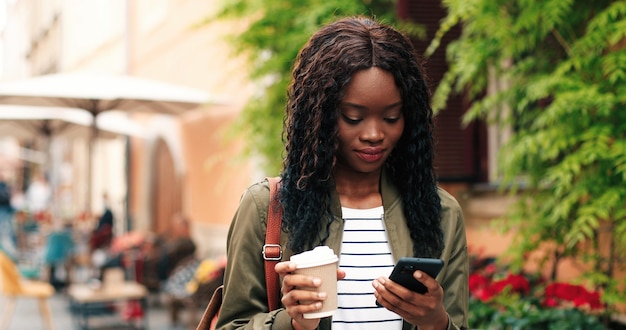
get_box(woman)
[217,16,468,330]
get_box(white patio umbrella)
[0,105,145,141]
[0,72,212,211]
[0,105,145,167]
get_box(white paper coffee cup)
[290,246,339,319]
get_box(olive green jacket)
[216,172,469,330]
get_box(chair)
[0,251,55,330]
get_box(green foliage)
[209,0,416,174]
[434,0,626,311]
[470,299,607,330]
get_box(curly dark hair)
[279,16,443,258]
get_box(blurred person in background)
[0,174,18,260]
[44,222,75,290]
[157,213,197,283]
[144,213,197,291]
[89,193,114,253]
[25,172,52,214]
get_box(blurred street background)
[0,0,625,329]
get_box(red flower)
[466,249,605,314]
[543,282,603,310]
[469,272,531,302]
[546,283,583,301]
[469,273,495,302]
[504,274,530,295]
[542,297,559,308]
[469,273,490,292]
[490,273,530,296]
[586,291,603,309]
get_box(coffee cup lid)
[290,246,338,268]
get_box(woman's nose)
[360,120,384,143]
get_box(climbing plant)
[431,0,626,312]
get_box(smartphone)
[389,257,444,293]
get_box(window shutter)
[398,0,487,182]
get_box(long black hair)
[280,16,443,258]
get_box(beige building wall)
[117,0,256,257]
[121,0,256,257]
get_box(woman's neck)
[334,169,382,209]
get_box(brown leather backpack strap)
[196,178,283,329]
[196,285,223,330]
[263,176,283,311]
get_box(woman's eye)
[341,114,361,125]
[385,117,401,123]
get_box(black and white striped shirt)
[332,206,402,330]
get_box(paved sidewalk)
[3,292,202,330]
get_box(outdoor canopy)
[0,105,145,141]
[0,72,213,211]
[0,72,210,115]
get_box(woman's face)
[335,67,404,175]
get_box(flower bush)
[543,282,604,311]
[468,251,608,329]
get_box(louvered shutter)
[397,0,487,182]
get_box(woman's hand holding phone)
[372,258,449,330]
[389,257,444,293]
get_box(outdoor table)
[67,281,148,330]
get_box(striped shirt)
[332,206,402,330]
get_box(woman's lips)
[355,148,385,163]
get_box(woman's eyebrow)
[339,101,403,110]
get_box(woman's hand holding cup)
[275,246,343,330]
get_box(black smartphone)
[389,257,444,293]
